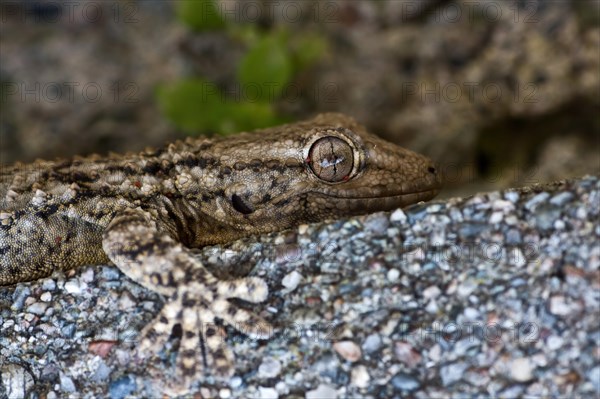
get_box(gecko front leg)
[101,207,271,387]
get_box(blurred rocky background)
[1,0,599,197]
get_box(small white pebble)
[258,357,282,378]
[549,296,570,316]
[275,381,287,394]
[492,199,515,210]
[80,269,95,283]
[281,271,302,291]
[257,387,278,399]
[390,209,407,223]
[422,285,441,299]
[531,353,548,367]
[546,335,563,350]
[64,280,83,295]
[118,292,136,311]
[504,191,519,202]
[428,344,442,361]
[510,358,534,382]
[59,373,76,393]
[41,279,56,291]
[387,269,400,282]
[510,248,527,267]
[219,388,231,399]
[306,384,337,399]
[27,302,49,316]
[2,319,15,329]
[425,300,439,314]
[298,224,309,235]
[489,211,503,224]
[351,365,370,388]
[464,307,480,320]
[40,292,52,302]
[229,376,242,389]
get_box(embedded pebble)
[549,295,571,316]
[362,333,383,354]
[422,285,441,299]
[525,192,550,210]
[59,373,76,393]
[391,372,420,392]
[363,213,389,234]
[64,280,84,295]
[510,358,534,382]
[306,384,337,399]
[394,342,422,367]
[108,375,137,399]
[587,366,600,393]
[258,357,282,378]
[350,365,370,388]
[11,286,31,311]
[41,279,56,291]
[489,211,503,224]
[333,341,362,362]
[440,362,469,386]
[92,360,112,382]
[390,208,407,222]
[257,386,278,399]
[387,268,400,282]
[27,302,49,315]
[281,271,302,291]
[504,191,519,202]
[550,191,574,206]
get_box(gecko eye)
[231,194,254,214]
[308,137,354,182]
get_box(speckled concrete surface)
[1,175,599,398]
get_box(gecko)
[0,113,441,391]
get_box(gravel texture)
[1,175,599,398]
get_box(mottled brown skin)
[0,113,441,393]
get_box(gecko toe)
[136,299,182,354]
[216,276,269,302]
[212,298,273,340]
[204,324,235,377]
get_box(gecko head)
[297,113,443,219]
[197,113,441,243]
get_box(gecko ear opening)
[231,194,254,214]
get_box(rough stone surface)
[1,176,598,398]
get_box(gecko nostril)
[427,166,436,174]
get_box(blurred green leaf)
[156,79,285,135]
[157,79,227,133]
[237,32,293,102]
[292,33,327,72]
[176,0,226,31]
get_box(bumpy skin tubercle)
[0,113,441,392]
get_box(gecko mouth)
[327,179,442,200]
[341,187,441,199]
[320,183,442,213]
[345,189,439,208]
